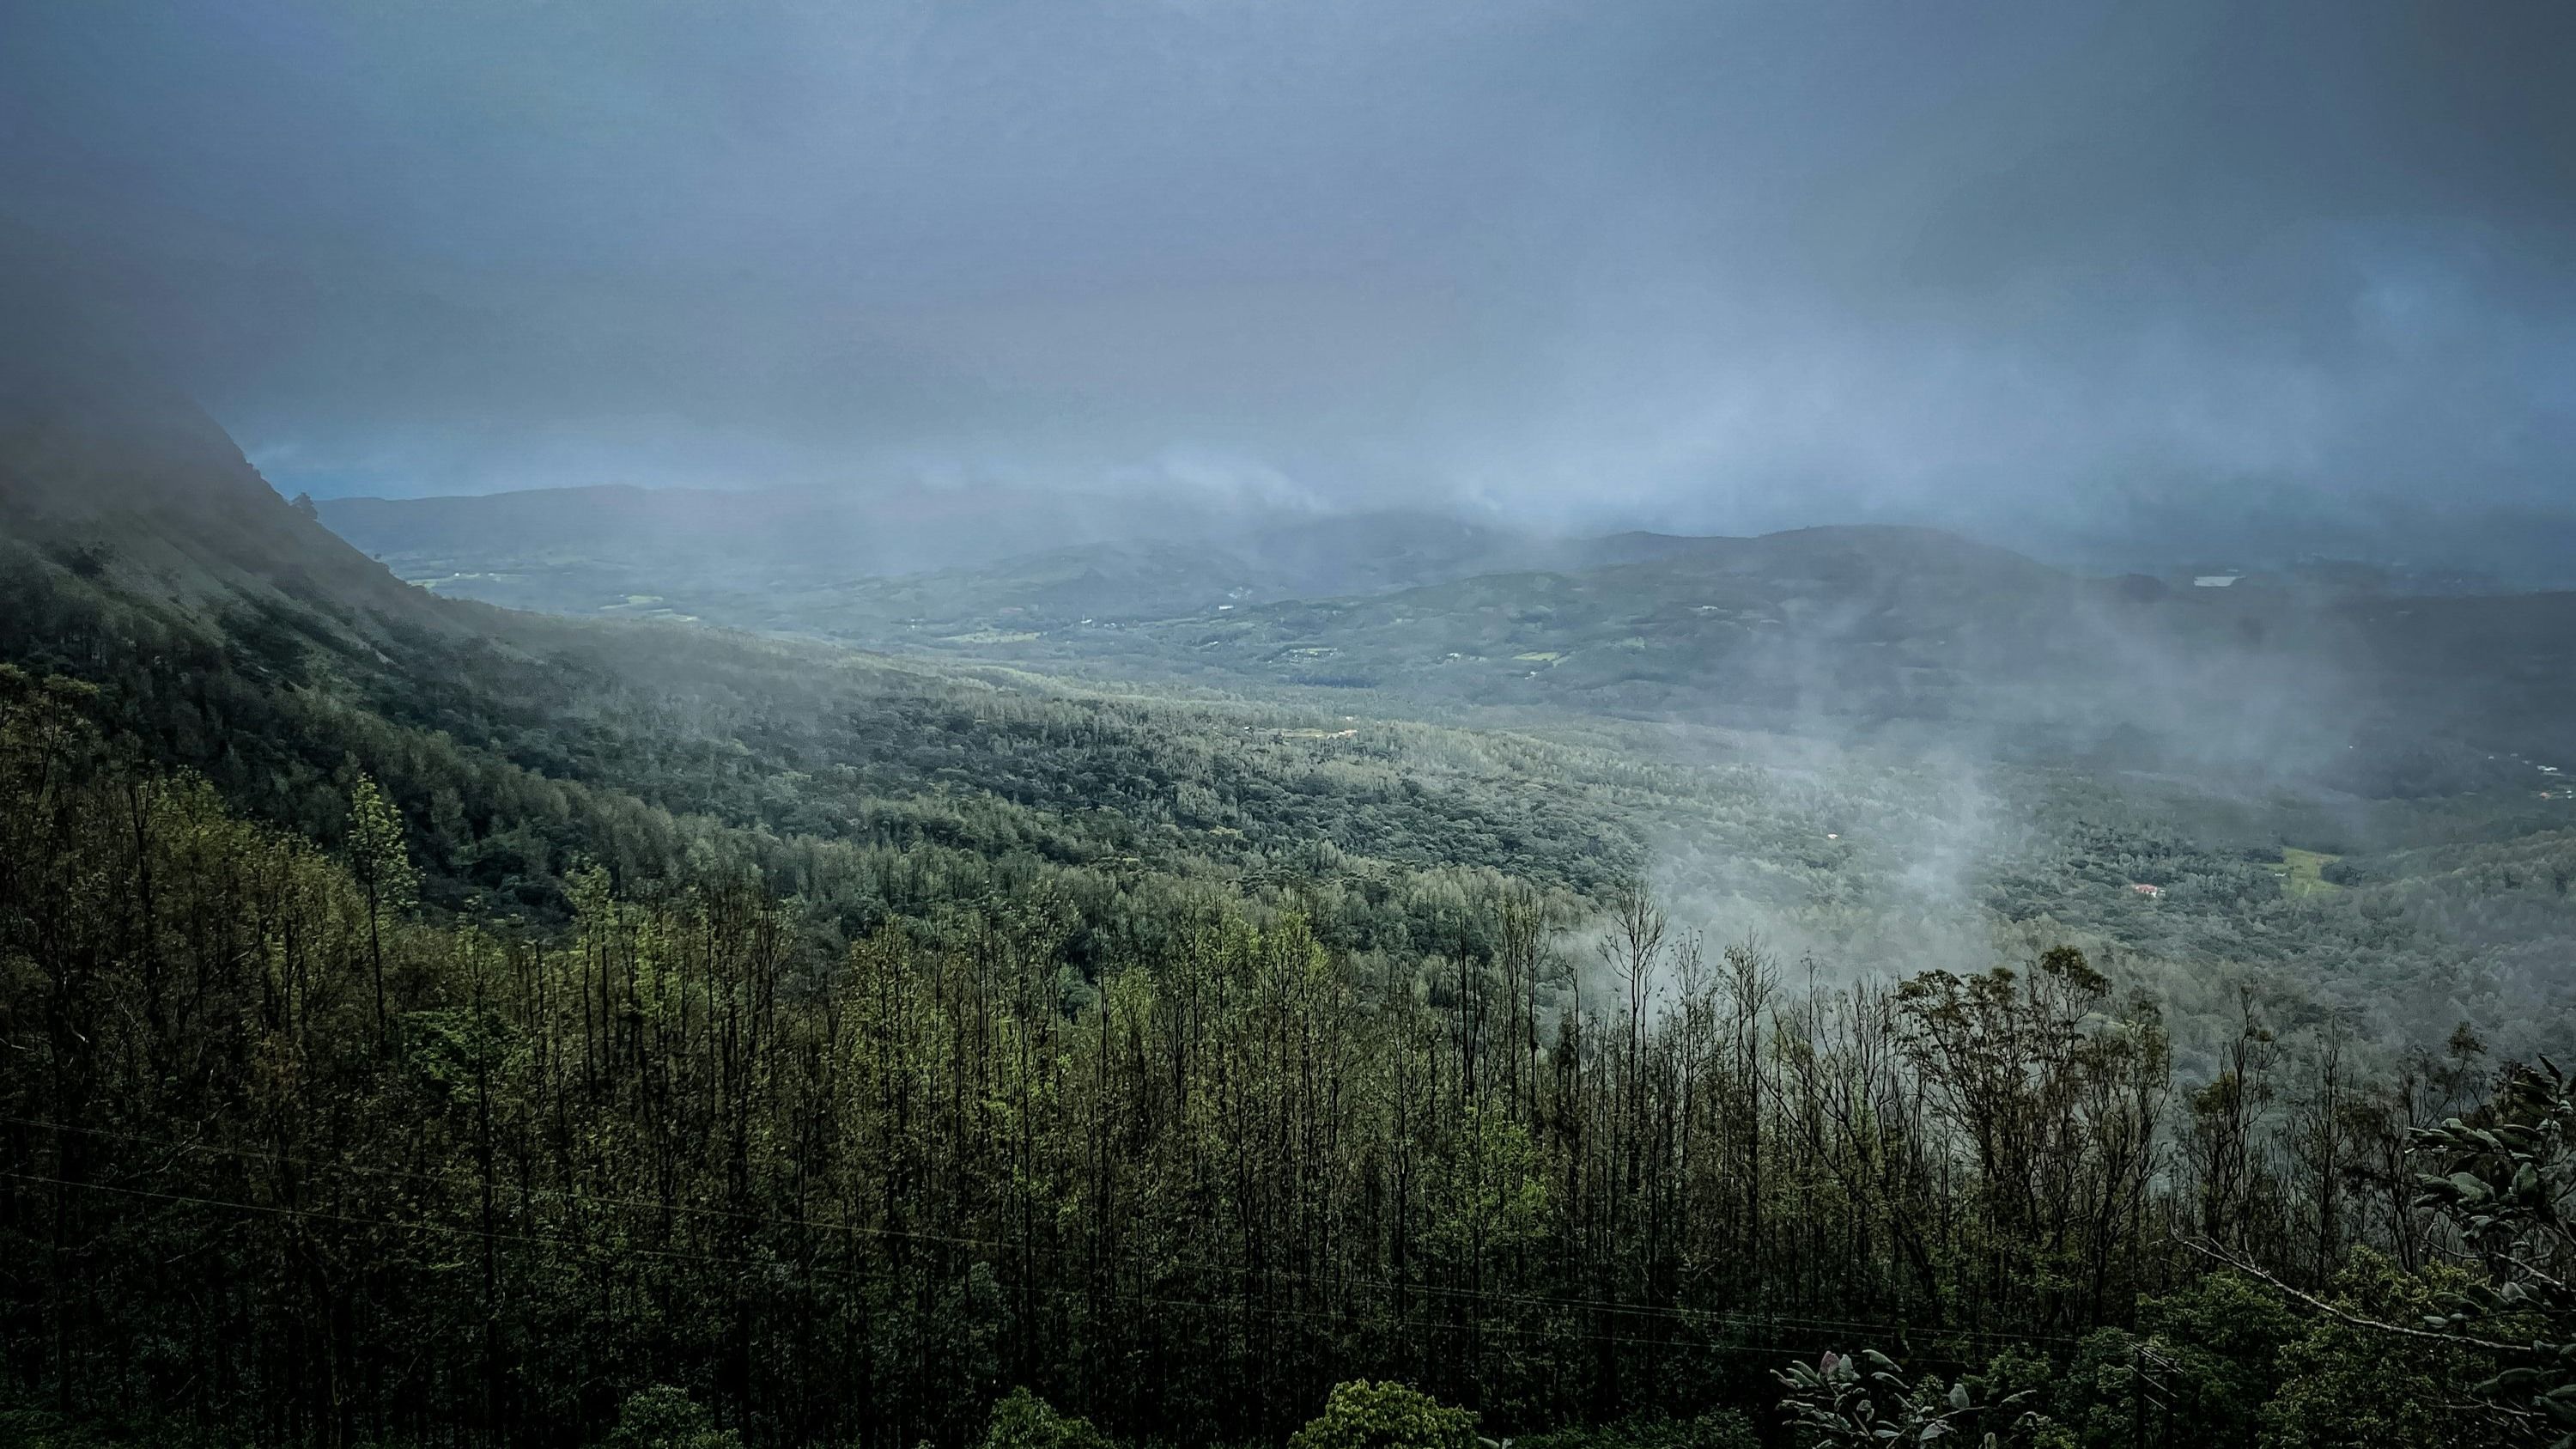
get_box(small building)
[2129,882,2164,898]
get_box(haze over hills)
[11,365,2576,1097]
[13,368,2574,1007]
[315,484,1715,621]
[14,326,2576,1449]
[319,481,2576,797]
[0,370,1690,913]
[319,480,1277,578]
[24,357,2563,879]
[16,3,2576,1444]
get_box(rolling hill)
[15,369,2576,1449]
[316,484,1717,634]
[307,469,2576,795]
[0,368,1676,919]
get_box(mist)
[7,0,2574,574]
[24,9,2576,1440]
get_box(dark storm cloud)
[4,0,2572,560]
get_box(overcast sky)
[4,0,2573,560]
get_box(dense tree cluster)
[10,476,2576,1449]
[3,666,2561,1448]
[0,539,1648,922]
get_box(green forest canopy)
[6,394,2576,1446]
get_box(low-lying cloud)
[5,0,2572,569]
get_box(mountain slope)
[0,374,1661,917]
[1,362,449,635]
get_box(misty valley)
[6,372,2576,1449]
[10,4,2576,1448]
[318,480,2576,1057]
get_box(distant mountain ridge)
[0,368,1662,916]
[317,482,1585,587]
[320,481,1222,574]
[313,480,1726,628]
[23,374,2574,806]
[299,475,2576,791]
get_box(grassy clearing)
[2274,847,2344,897]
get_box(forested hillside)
[7,381,2576,1448]
[338,492,2576,798]
[6,663,2560,1449]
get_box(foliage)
[2413,1061,2576,1444]
[2043,1272,2301,1449]
[2257,1253,2500,1449]
[12,410,2576,1449]
[5,697,2524,1446]
[348,770,419,912]
[1776,1349,2029,1447]
[983,1390,1117,1449]
[606,1386,745,1449]
[1288,1382,1479,1449]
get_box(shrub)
[1290,1381,1480,1449]
[984,1388,1118,1449]
[604,1385,742,1449]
